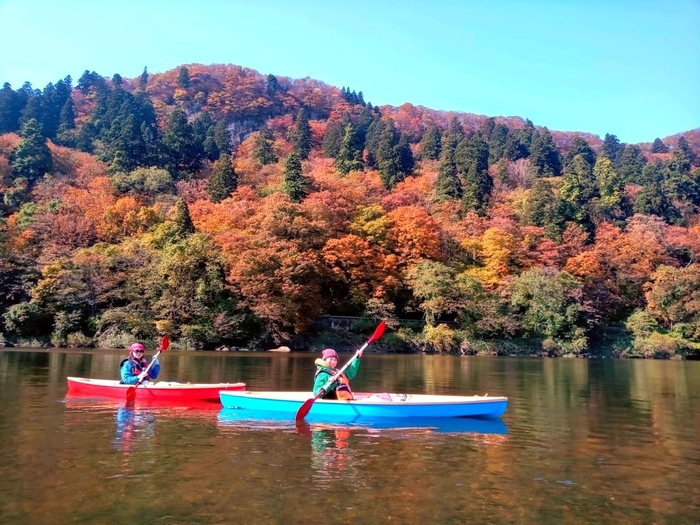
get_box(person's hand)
[152,357,159,366]
[357,349,364,358]
[137,371,149,382]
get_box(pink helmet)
[129,342,145,354]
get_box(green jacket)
[312,356,361,398]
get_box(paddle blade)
[126,386,136,402]
[295,397,315,421]
[368,321,386,344]
[160,335,170,351]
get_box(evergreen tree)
[282,151,308,203]
[617,144,648,184]
[503,128,529,161]
[56,98,76,146]
[664,139,699,205]
[291,108,312,160]
[460,133,492,216]
[488,123,509,164]
[593,155,630,223]
[178,67,191,89]
[109,114,147,173]
[560,154,599,226]
[172,198,195,234]
[213,121,231,155]
[335,123,364,175]
[355,106,374,143]
[139,67,149,91]
[523,178,556,227]
[650,138,669,154]
[434,143,462,201]
[673,136,694,168]
[442,116,466,150]
[253,125,278,165]
[266,74,280,96]
[208,153,237,203]
[419,122,442,160]
[479,117,496,142]
[377,121,402,189]
[10,118,52,186]
[163,108,201,177]
[322,120,344,158]
[563,137,596,169]
[363,116,386,168]
[19,94,44,135]
[528,127,562,177]
[0,82,28,134]
[600,133,622,165]
[634,175,681,224]
[396,133,415,175]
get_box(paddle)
[125,335,170,402]
[295,321,386,421]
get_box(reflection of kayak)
[67,377,246,403]
[64,393,225,411]
[218,407,508,435]
[219,391,508,419]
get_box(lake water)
[0,349,698,524]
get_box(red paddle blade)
[126,386,136,402]
[295,397,315,421]
[368,321,386,344]
[160,335,170,351]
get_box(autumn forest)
[1,64,699,357]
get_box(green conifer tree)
[419,122,442,160]
[208,153,237,203]
[282,151,308,203]
[528,127,562,177]
[178,67,191,89]
[488,123,509,164]
[10,118,53,185]
[322,120,344,158]
[253,125,278,165]
[434,144,462,201]
[617,144,648,184]
[172,198,195,234]
[563,137,596,169]
[650,138,669,154]
[460,133,492,216]
[602,133,624,164]
[291,108,312,160]
[335,123,364,175]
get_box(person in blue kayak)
[120,342,161,385]
[313,348,362,400]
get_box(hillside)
[0,63,699,357]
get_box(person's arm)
[343,356,361,380]
[313,370,337,397]
[148,360,160,380]
[120,361,139,385]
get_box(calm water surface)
[0,349,698,524]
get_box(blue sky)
[1,0,698,143]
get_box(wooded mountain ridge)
[1,63,699,357]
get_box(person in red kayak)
[120,342,161,385]
[313,348,362,400]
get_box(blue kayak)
[219,391,508,419]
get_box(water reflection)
[114,406,156,455]
[218,407,508,436]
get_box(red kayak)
[67,377,246,403]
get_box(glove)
[152,357,159,365]
[357,349,364,358]
[137,371,149,382]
